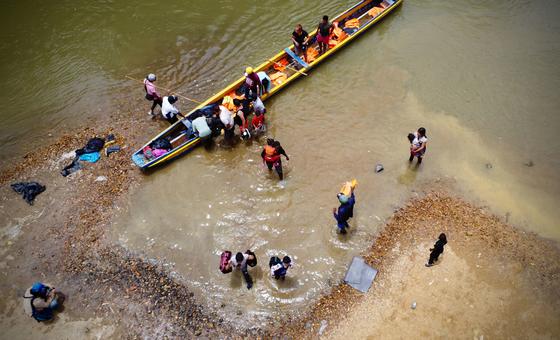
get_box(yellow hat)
[245,66,253,74]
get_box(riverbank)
[1,109,559,338]
[280,192,560,339]
[0,109,233,338]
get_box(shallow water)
[2,0,560,326]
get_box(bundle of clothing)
[61,137,105,177]
[11,182,46,205]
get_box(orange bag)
[306,48,319,62]
[270,72,288,86]
[273,58,289,72]
[368,7,383,17]
[345,18,360,28]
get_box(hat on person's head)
[168,95,178,104]
[245,66,254,75]
[337,193,349,204]
[147,73,156,82]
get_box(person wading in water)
[333,186,356,234]
[409,127,428,164]
[261,139,289,181]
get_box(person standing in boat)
[244,67,264,99]
[144,73,162,117]
[161,95,185,124]
[317,15,334,55]
[292,24,310,63]
[261,139,289,181]
[409,127,428,164]
[257,71,271,95]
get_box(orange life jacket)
[264,145,280,162]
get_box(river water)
[2,0,560,326]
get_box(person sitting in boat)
[317,15,334,55]
[144,73,162,117]
[261,139,289,181]
[269,255,292,280]
[257,71,271,95]
[162,95,185,124]
[244,67,264,99]
[191,116,212,139]
[23,282,65,322]
[292,24,310,63]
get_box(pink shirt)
[144,79,160,98]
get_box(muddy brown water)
[1,0,560,328]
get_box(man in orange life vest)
[261,139,289,180]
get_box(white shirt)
[412,132,427,148]
[219,105,234,128]
[162,96,179,119]
[192,117,211,138]
[228,253,249,269]
[253,97,266,114]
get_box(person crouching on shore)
[23,282,65,322]
[426,233,447,267]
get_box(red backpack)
[220,251,232,273]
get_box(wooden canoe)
[132,0,402,170]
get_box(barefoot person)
[426,233,447,267]
[333,187,356,234]
[317,15,334,55]
[144,73,162,116]
[409,127,428,164]
[292,24,310,63]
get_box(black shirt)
[292,30,309,45]
[318,22,332,36]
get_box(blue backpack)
[25,282,54,322]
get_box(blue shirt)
[333,193,355,229]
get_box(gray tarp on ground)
[344,256,378,293]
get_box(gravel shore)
[1,110,558,338]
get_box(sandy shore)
[280,192,560,339]
[1,107,559,338]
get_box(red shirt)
[252,114,264,129]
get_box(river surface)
[2,0,560,326]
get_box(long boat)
[132,0,402,170]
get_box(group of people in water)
[219,250,292,290]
